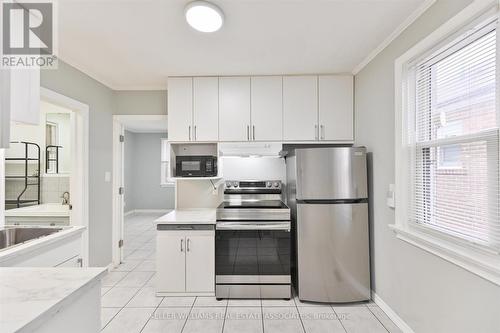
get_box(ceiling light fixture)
[185,1,224,33]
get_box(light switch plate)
[387,183,395,208]
[105,171,111,183]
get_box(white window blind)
[407,18,500,251]
[160,138,174,186]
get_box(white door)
[193,77,218,141]
[251,76,283,141]
[156,232,186,293]
[185,232,215,293]
[168,77,193,142]
[219,77,251,142]
[318,75,354,141]
[283,76,318,141]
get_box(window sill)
[389,224,500,286]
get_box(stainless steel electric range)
[215,180,291,299]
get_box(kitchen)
[1,0,500,333]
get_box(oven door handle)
[216,222,290,231]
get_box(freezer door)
[296,147,367,200]
[297,202,370,302]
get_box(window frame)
[393,2,500,286]
[160,138,175,188]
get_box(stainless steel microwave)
[175,155,217,177]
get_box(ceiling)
[57,0,427,90]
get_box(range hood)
[219,142,283,157]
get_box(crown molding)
[352,0,437,75]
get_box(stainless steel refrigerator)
[286,147,370,303]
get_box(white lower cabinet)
[156,225,215,296]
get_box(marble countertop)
[154,208,217,225]
[0,267,107,333]
[0,226,86,264]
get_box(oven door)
[215,221,291,284]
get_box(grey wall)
[115,90,167,115]
[124,131,174,211]
[41,61,115,267]
[124,130,136,212]
[354,1,500,332]
[41,61,167,267]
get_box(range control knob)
[225,182,232,188]
[266,181,272,187]
[273,182,280,188]
[233,182,239,187]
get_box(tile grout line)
[330,305,348,333]
[295,301,307,333]
[366,304,391,333]
[221,301,229,333]
[180,297,197,333]
[138,293,164,332]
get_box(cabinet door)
[156,232,186,293]
[219,77,251,142]
[185,232,215,293]
[10,67,40,125]
[168,77,193,142]
[283,76,318,141]
[318,75,353,141]
[193,77,218,141]
[251,76,282,141]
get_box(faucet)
[62,192,70,205]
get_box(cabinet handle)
[315,125,318,140]
[194,126,197,141]
[180,239,184,252]
[187,238,190,252]
[247,125,250,141]
[188,126,191,141]
[253,125,255,141]
[320,125,324,140]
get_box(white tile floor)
[100,213,402,333]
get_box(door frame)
[112,114,168,267]
[112,117,125,267]
[40,87,90,265]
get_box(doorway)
[1,87,90,264]
[112,115,172,267]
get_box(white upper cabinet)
[219,77,251,142]
[10,68,40,125]
[193,77,218,141]
[168,77,193,142]
[250,76,282,141]
[167,75,353,143]
[283,76,318,141]
[318,75,353,141]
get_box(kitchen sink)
[0,227,63,251]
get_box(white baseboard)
[125,209,170,216]
[372,292,414,333]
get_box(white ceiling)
[57,0,426,90]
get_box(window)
[160,138,174,187]
[394,6,500,286]
[411,19,499,250]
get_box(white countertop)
[0,267,107,333]
[155,208,217,225]
[0,226,86,264]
